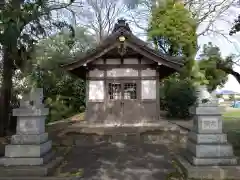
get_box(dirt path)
[56,142,175,180]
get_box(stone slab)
[11,133,48,144]
[16,116,46,134]
[192,116,223,134]
[5,140,52,158]
[0,177,77,180]
[0,155,63,177]
[1,150,54,166]
[187,140,234,158]
[188,132,227,144]
[175,155,240,180]
[190,106,224,115]
[184,152,237,166]
[13,108,49,117]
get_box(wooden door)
[105,80,140,124]
[105,81,123,124]
[122,80,140,124]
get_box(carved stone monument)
[0,88,62,176]
[176,85,240,179]
[186,85,237,166]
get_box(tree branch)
[217,63,240,84]
[20,0,78,32]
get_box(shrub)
[160,86,167,110]
[161,78,197,119]
[45,95,85,123]
[229,94,235,101]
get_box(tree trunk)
[217,64,240,85]
[0,47,13,137]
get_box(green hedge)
[161,78,197,119]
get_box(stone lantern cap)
[13,88,49,117]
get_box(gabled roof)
[62,19,184,74]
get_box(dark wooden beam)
[87,76,157,80]
[87,64,157,70]
[101,54,143,59]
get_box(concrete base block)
[190,106,224,115]
[0,154,63,177]
[5,140,52,158]
[1,150,54,166]
[13,108,49,117]
[187,140,235,158]
[11,133,48,144]
[188,132,227,144]
[185,152,238,166]
[175,155,240,180]
[0,177,73,180]
[192,116,223,134]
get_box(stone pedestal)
[185,105,237,166]
[175,86,240,179]
[0,89,62,176]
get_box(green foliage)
[216,94,222,99]
[189,61,209,87]
[198,42,229,91]
[230,14,240,35]
[0,0,76,135]
[166,160,188,180]
[148,0,197,57]
[161,76,197,119]
[148,0,201,84]
[229,94,235,101]
[26,27,95,122]
[0,0,75,68]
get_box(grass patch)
[223,110,240,118]
[222,110,240,156]
[223,119,240,131]
[223,108,240,132]
[69,112,85,122]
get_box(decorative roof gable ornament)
[113,18,131,33]
[118,42,127,56]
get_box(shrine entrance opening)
[106,80,140,124]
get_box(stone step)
[175,155,240,180]
[0,177,80,180]
[5,141,52,158]
[187,141,235,158]
[184,151,238,166]
[1,150,54,166]
[0,155,63,176]
[11,133,49,145]
[188,132,227,144]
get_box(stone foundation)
[175,155,240,180]
[176,86,239,179]
[55,124,188,149]
[0,88,63,176]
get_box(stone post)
[185,85,237,165]
[0,88,54,166]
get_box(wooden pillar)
[85,70,89,121]
[103,58,107,123]
[156,69,160,120]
